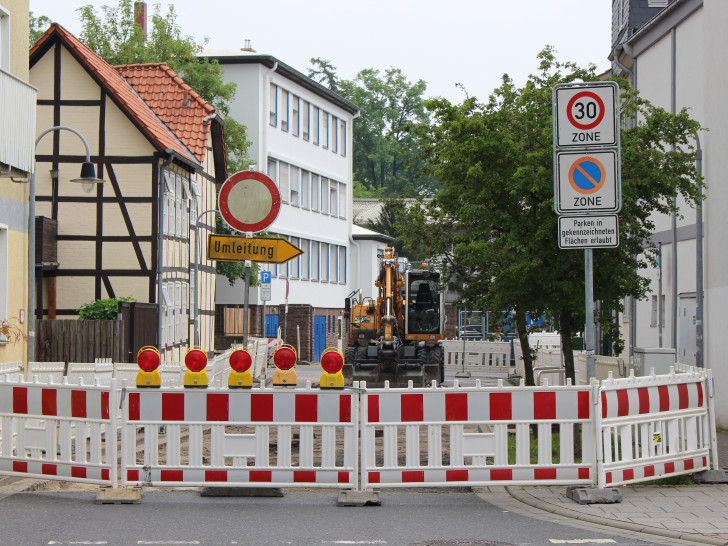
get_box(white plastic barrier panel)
[443,341,513,375]
[360,380,595,488]
[121,384,358,489]
[598,368,711,487]
[0,378,117,485]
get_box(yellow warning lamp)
[136,346,161,388]
[228,346,253,389]
[183,346,209,388]
[272,344,297,386]
[319,347,345,389]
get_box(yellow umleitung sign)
[207,235,303,264]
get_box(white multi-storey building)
[205,47,360,361]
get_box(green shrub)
[77,296,136,320]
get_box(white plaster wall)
[702,0,728,426]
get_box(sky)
[29,0,614,103]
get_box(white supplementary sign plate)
[558,215,619,249]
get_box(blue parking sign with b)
[261,271,271,283]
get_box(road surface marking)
[549,538,617,544]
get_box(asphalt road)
[0,489,669,546]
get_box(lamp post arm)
[194,209,219,347]
[28,125,94,363]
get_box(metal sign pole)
[243,233,252,347]
[585,248,595,380]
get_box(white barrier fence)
[0,378,118,485]
[0,365,716,494]
[360,379,593,488]
[122,385,358,489]
[442,341,513,376]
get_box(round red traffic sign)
[566,91,605,131]
[218,171,281,233]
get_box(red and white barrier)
[0,378,117,485]
[597,368,712,487]
[121,383,358,489]
[360,379,595,488]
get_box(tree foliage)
[76,0,252,284]
[309,60,439,198]
[29,12,52,47]
[403,47,703,384]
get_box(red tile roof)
[30,24,205,166]
[116,63,215,163]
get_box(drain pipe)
[695,132,704,368]
[158,152,174,351]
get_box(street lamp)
[193,209,219,347]
[27,126,105,362]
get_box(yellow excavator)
[343,247,444,387]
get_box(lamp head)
[70,161,105,193]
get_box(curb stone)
[505,486,728,546]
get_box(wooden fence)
[118,301,157,362]
[35,320,124,363]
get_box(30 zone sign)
[555,83,617,148]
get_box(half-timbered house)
[29,24,225,360]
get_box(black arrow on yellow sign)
[207,235,303,264]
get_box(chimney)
[240,39,256,52]
[134,2,147,40]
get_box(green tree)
[77,0,252,283]
[309,61,439,198]
[362,198,429,261]
[404,47,703,385]
[29,12,51,47]
[307,57,340,93]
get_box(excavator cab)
[405,271,443,337]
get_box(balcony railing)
[0,69,37,176]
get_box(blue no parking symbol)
[568,156,606,195]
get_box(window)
[175,281,182,343]
[313,107,320,145]
[0,7,9,72]
[647,0,667,7]
[290,237,300,278]
[190,197,198,227]
[269,83,277,126]
[321,243,329,282]
[322,112,329,149]
[320,177,329,214]
[311,174,319,212]
[338,246,346,284]
[331,115,338,153]
[181,282,188,343]
[181,177,192,238]
[166,282,174,344]
[290,166,300,206]
[281,90,289,132]
[311,241,319,280]
[175,174,182,237]
[340,120,347,156]
[279,162,289,203]
[163,171,174,236]
[301,170,310,209]
[291,95,299,136]
[302,101,310,140]
[339,182,346,219]
[161,283,172,346]
[267,158,277,186]
[300,239,309,279]
[329,180,338,217]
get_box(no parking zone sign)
[555,150,620,214]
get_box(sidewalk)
[504,430,728,546]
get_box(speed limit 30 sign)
[555,83,617,148]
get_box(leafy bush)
[77,296,136,320]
